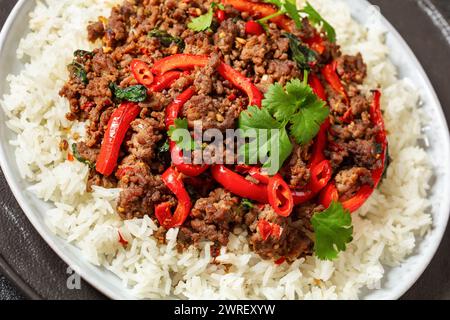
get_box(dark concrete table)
[0,0,449,300]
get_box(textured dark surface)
[0,0,450,300]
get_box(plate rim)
[0,0,449,300]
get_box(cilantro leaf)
[168,118,194,151]
[311,201,353,261]
[263,78,328,145]
[239,106,293,175]
[188,2,223,32]
[241,198,254,209]
[301,2,336,43]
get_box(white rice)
[0,0,433,299]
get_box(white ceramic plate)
[1,0,449,300]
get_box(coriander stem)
[257,10,285,24]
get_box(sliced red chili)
[130,59,154,87]
[165,87,196,130]
[118,231,128,246]
[308,74,327,102]
[151,54,210,76]
[217,61,263,107]
[149,71,183,92]
[304,33,326,55]
[222,0,294,32]
[319,183,339,208]
[267,175,294,217]
[257,219,282,241]
[245,21,264,36]
[170,141,209,176]
[321,61,348,103]
[152,54,263,107]
[292,189,316,205]
[216,9,226,22]
[211,165,269,203]
[96,102,140,176]
[308,119,330,168]
[155,167,192,229]
[308,160,332,193]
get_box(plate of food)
[0,0,449,300]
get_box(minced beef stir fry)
[60,0,388,262]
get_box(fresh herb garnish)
[110,83,147,102]
[263,78,329,144]
[167,118,195,151]
[73,50,93,58]
[260,0,302,29]
[301,2,336,42]
[158,139,170,153]
[71,143,95,168]
[148,29,185,50]
[188,2,224,32]
[239,77,328,173]
[241,198,255,209]
[68,62,88,85]
[311,201,353,261]
[285,33,317,70]
[239,106,293,174]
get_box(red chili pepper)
[96,102,140,176]
[152,54,263,107]
[151,54,210,76]
[308,160,332,193]
[308,74,327,102]
[80,101,95,111]
[165,87,209,176]
[115,166,133,180]
[304,33,326,55]
[170,141,209,176]
[309,119,330,168]
[149,71,183,92]
[257,219,282,241]
[216,9,226,22]
[321,61,348,103]
[221,0,294,32]
[130,59,154,87]
[247,167,270,184]
[275,257,286,265]
[211,165,269,203]
[319,90,387,212]
[267,175,294,217]
[292,189,316,205]
[165,87,196,130]
[67,153,74,162]
[155,167,192,228]
[245,20,264,36]
[118,231,128,246]
[217,62,263,107]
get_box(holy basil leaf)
[311,201,353,261]
[262,0,302,29]
[71,143,95,168]
[110,83,147,102]
[285,33,317,70]
[148,29,185,50]
[73,50,93,58]
[301,1,336,43]
[68,62,88,85]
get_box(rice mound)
[0,0,433,299]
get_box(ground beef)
[335,167,373,200]
[127,117,164,163]
[87,21,105,42]
[177,188,243,250]
[117,156,173,219]
[281,141,311,188]
[246,205,315,261]
[336,53,367,84]
[182,95,243,131]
